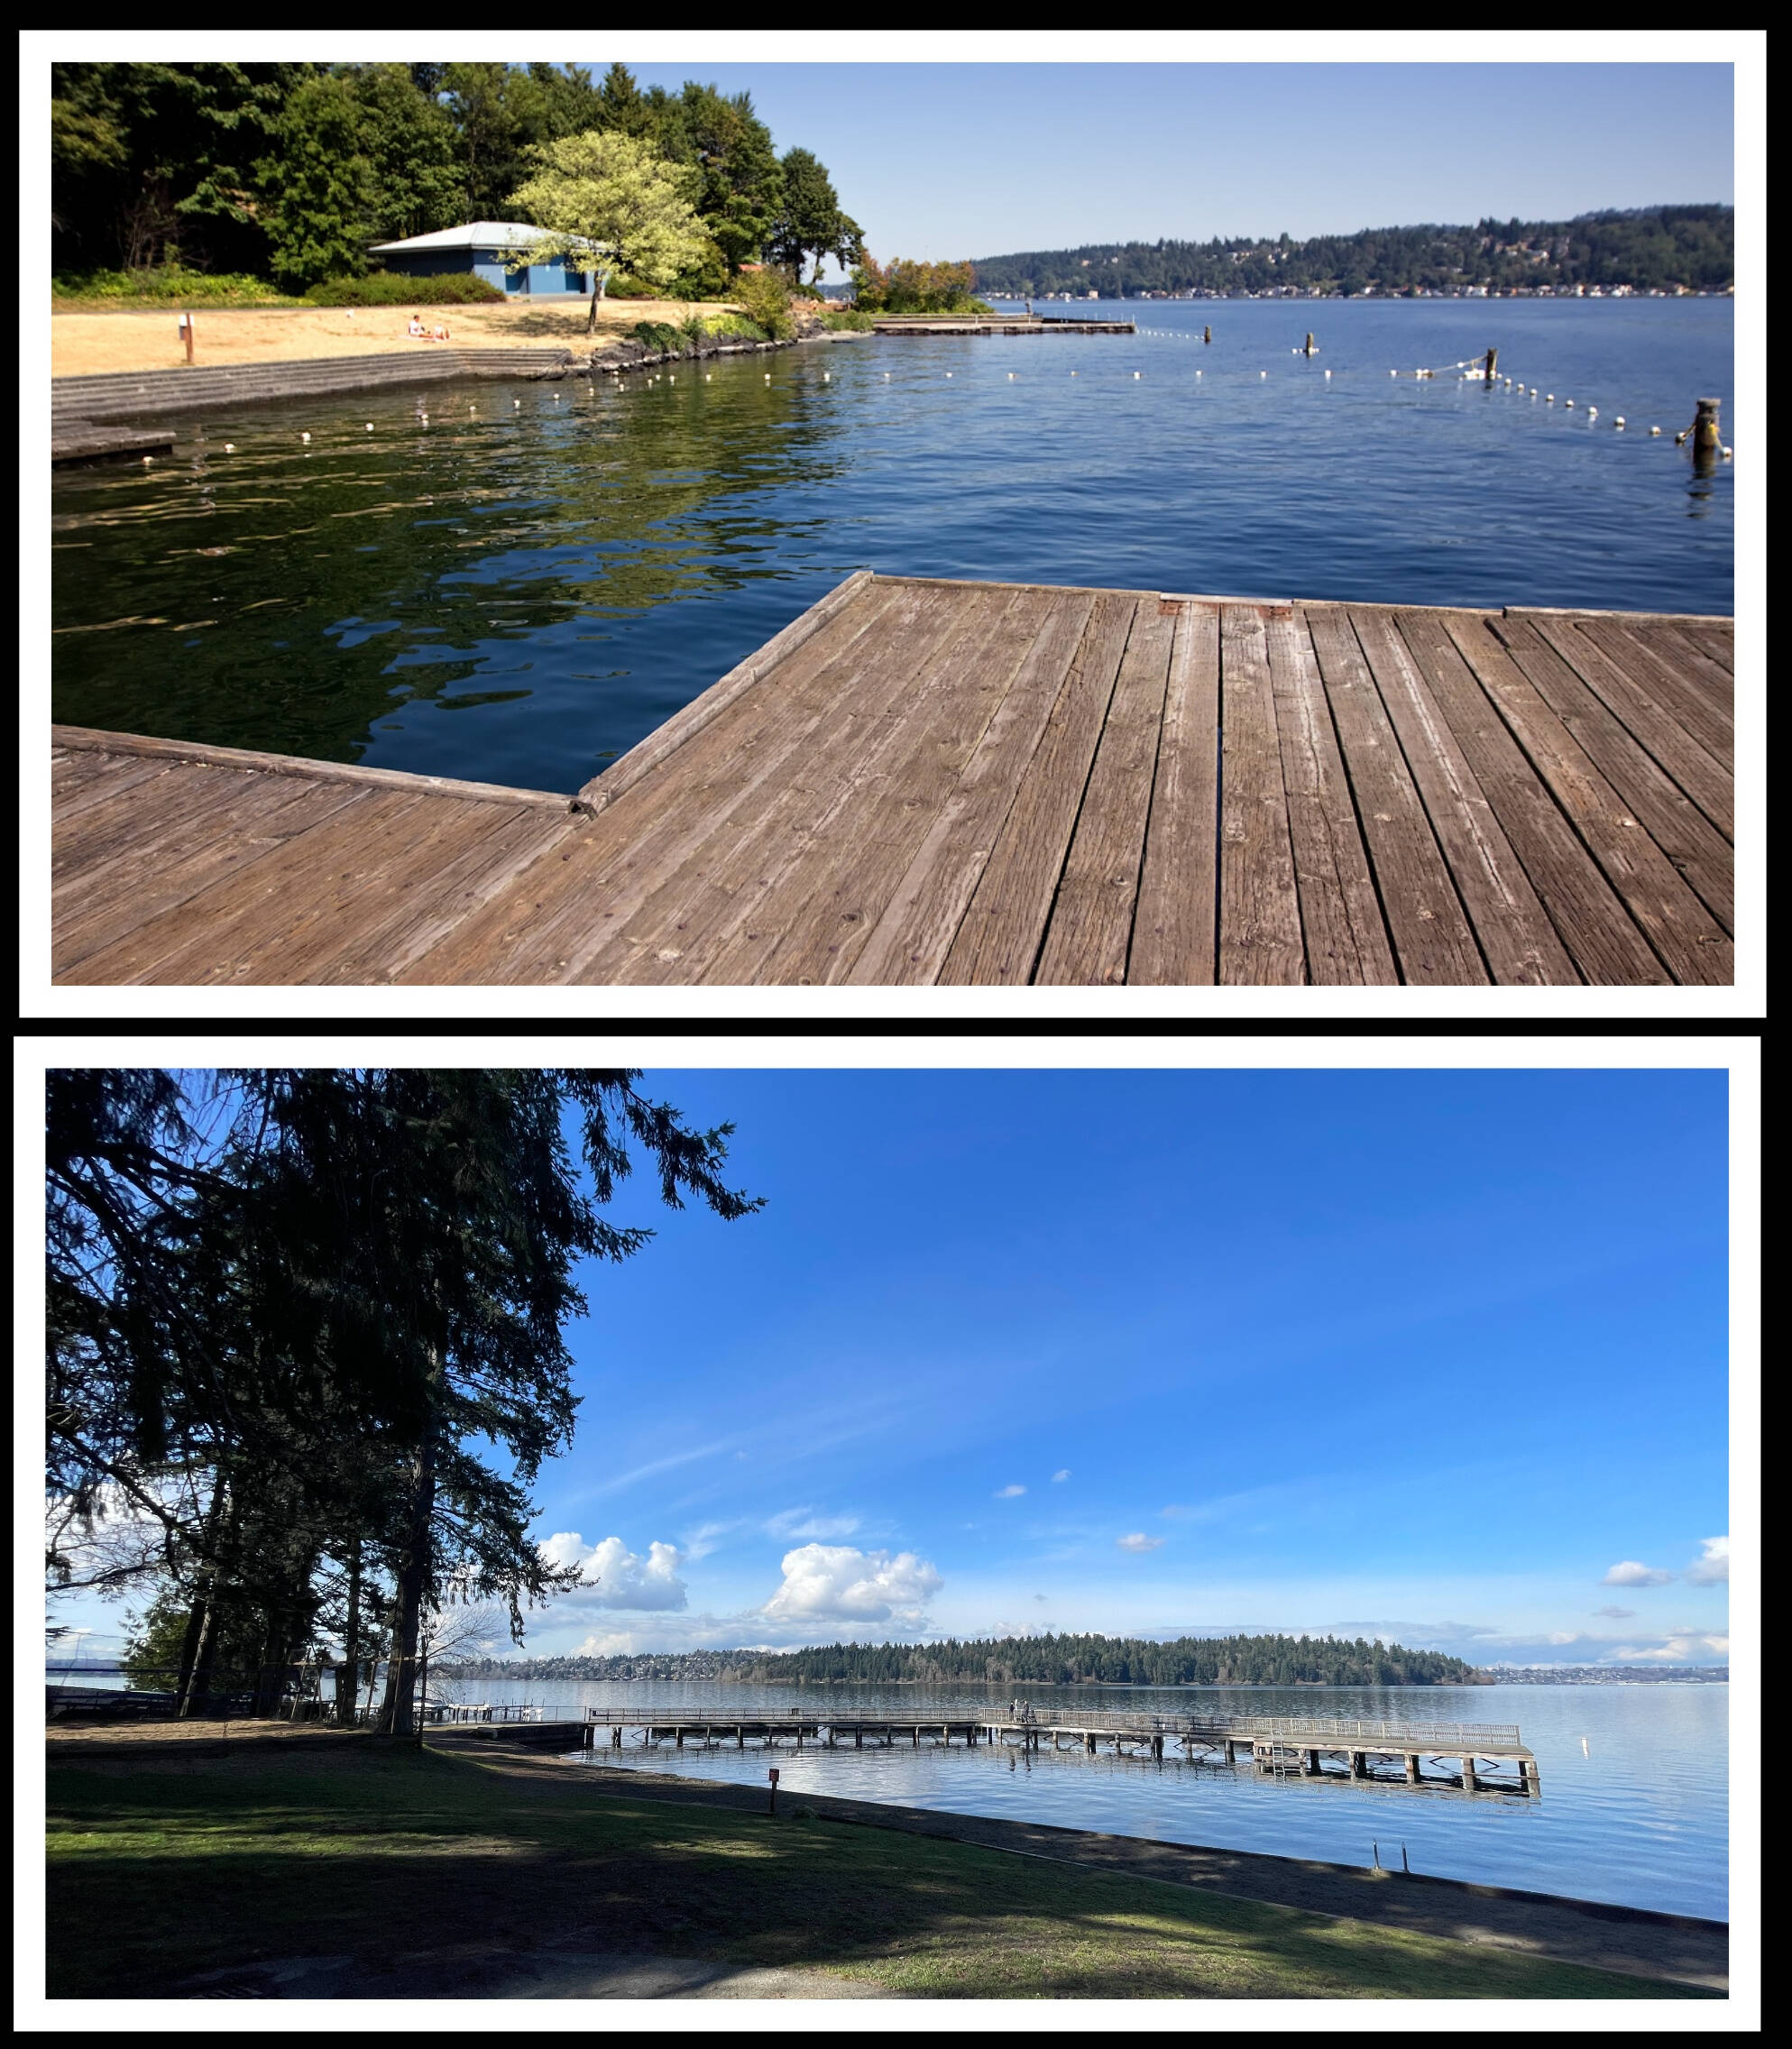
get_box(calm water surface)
[51,300,1732,795]
[433,1677,1727,1920]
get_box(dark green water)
[51,299,1732,795]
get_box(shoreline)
[435,1731,1732,1990]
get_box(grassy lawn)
[45,1738,1708,2000]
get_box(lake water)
[429,1677,1728,1921]
[51,299,1732,796]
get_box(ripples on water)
[51,300,1732,795]
[432,1677,1727,1920]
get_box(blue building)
[366,221,593,297]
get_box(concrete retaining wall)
[51,332,808,428]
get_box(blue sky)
[605,60,1735,276]
[513,1067,1728,1668]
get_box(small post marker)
[179,313,195,364]
[1373,1842,1381,1870]
[1484,345,1498,384]
[1401,1843,1411,1874]
[767,1766,779,1815]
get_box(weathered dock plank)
[51,574,1735,987]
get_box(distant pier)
[869,316,1136,335]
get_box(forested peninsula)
[445,1631,1485,1687]
[971,206,1732,299]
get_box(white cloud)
[1117,1532,1164,1553]
[765,1507,861,1541]
[994,1484,1026,1499]
[1686,1535,1729,1585]
[679,1522,738,1563]
[1052,1470,1071,1484]
[1592,1605,1636,1619]
[1614,1633,1729,1663]
[1602,1559,1675,1587]
[761,1543,942,1626]
[538,1532,687,1611]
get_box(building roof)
[366,222,558,254]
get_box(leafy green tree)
[504,132,710,330]
[658,83,784,274]
[527,60,606,142]
[256,72,373,289]
[440,60,545,221]
[596,60,660,141]
[354,62,462,244]
[767,146,862,288]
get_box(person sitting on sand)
[430,322,451,342]
[408,314,427,339]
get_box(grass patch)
[45,1741,1710,2001]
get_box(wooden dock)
[51,572,1733,985]
[870,317,1136,335]
[545,1706,1538,1795]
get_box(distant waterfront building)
[366,222,593,297]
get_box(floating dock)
[51,572,1732,985]
[51,420,177,465]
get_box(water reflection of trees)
[50,367,850,767]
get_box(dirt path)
[50,299,744,378]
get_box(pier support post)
[1203,326,1211,344]
[855,1729,862,1749]
[1224,1740,1236,1764]
[737,1729,743,1749]
[675,1729,683,1748]
[1405,1753,1420,1784]
[1460,1755,1478,1791]
[1521,1758,1541,1797]
[1484,346,1498,384]
[1350,1750,1368,1779]
[1305,1748,1322,1776]
[1695,397,1722,452]
[1152,1735,1163,1760]
[1304,332,1316,354]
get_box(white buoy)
[1582,1738,1589,1759]
[1007,372,1015,379]
[1547,394,1555,403]
[300,431,310,443]
[224,443,234,452]
[1723,446,1733,459]
[946,372,951,377]
[142,455,152,464]
[1260,370,1267,378]
[514,399,520,409]
[1390,369,1398,376]
[704,373,712,381]
[822,371,830,381]
[1194,370,1199,377]
[1324,368,1331,378]
[1614,417,1625,428]
[1587,407,1597,420]
[1134,370,1141,378]
[1517,383,1524,392]
[365,423,373,431]
[1565,399,1574,408]
[1650,425,1661,436]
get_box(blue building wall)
[379,248,591,296]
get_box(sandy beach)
[51,298,746,378]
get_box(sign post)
[767,1766,779,1815]
[178,313,195,364]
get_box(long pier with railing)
[485,1704,1542,1796]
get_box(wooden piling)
[1203,326,1211,343]
[1484,346,1498,383]
[1405,1752,1421,1783]
[1304,333,1316,354]
[1350,1750,1368,1779]
[1461,1755,1479,1791]
[1305,1747,1322,1776]
[1695,398,1722,452]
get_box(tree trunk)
[336,1536,363,1726]
[381,1410,438,1736]
[177,1475,230,1714]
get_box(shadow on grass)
[46,1745,1713,2002]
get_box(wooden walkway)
[51,572,1733,985]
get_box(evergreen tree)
[256,72,373,289]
